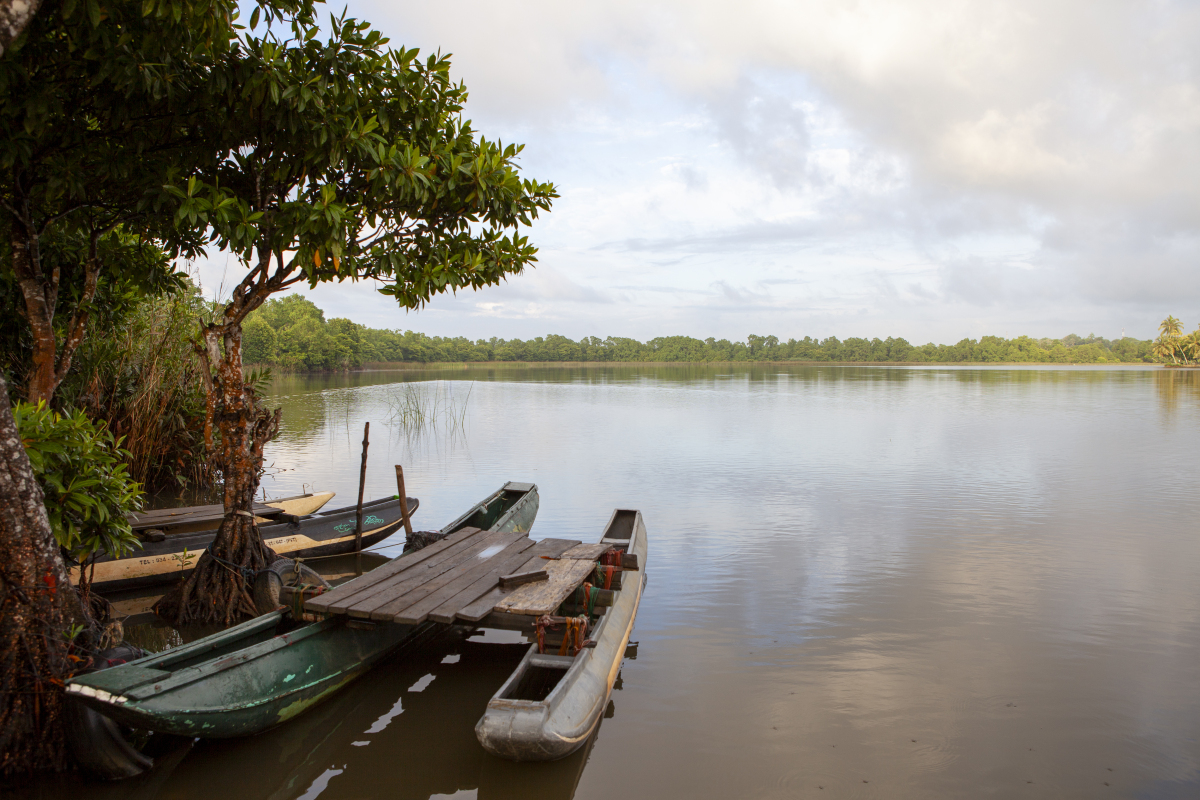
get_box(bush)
[14,402,143,568]
[57,288,212,491]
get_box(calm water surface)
[26,365,1200,799]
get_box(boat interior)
[445,485,534,533]
[495,509,641,702]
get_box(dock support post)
[395,465,414,540]
[355,421,369,552]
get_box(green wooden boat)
[66,482,539,738]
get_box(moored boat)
[475,508,648,761]
[128,492,338,535]
[65,482,541,738]
[74,494,418,594]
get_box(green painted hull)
[69,612,434,737]
[66,482,540,738]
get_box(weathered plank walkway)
[305,527,615,627]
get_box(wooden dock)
[305,527,617,629]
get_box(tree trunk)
[10,221,59,405]
[155,322,280,626]
[0,374,95,774]
[11,221,105,405]
[0,0,43,57]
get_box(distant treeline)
[243,294,1158,370]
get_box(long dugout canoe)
[475,509,648,761]
[128,492,337,535]
[74,495,419,595]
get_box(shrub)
[14,402,143,572]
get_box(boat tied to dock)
[64,483,540,739]
[73,493,418,594]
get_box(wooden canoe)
[66,610,440,738]
[128,492,337,534]
[74,495,419,594]
[475,509,647,761]
[65,482,541,738]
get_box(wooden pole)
[355,421,369,552]
[395,464,414,539]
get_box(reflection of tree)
[1154,368,1200,416]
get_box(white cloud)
[196,0,1200,342]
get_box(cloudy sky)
[197,0,1200,343]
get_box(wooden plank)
[493,558,598,616]
[307,525,487,613]
[425,539,575,625]
[397,537,539,625]
[454,538,581,623]
[499,570,547,589]
[558,543,612,561]
[338,528,513,618]
[305,526,487,613]
[476,610,538,631]
[367,531,530,622]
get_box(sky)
[194,0,1200,344]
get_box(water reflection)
[22,627,608,800]
[1153,367,1200,417]
[20,364,1200,800]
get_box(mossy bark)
[0,375,95,774]
[155,306,280,626]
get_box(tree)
[0,0,43,56]
[0,0,313,773]
[0,375,94,774]
[1155,316,1185,364]
[154,10,556,625]
[0,0,269,404]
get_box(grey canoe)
[65,482,540,738]
[475,508,648,761]
[76,494,420,594]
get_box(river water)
[27,365,1200,799]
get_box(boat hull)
[76,495,419,594]
[66,482,541,739]
[443,482,540,536]
[68,611,436,738]
[475,509,648,761]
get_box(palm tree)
[1155,317,1185,365]
[1183,328,1200,365]
[1154,334,1180,365]
[1160,315,1184,339]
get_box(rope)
[204,543,257,584]
[594,564,615,590]
[559,616,590,656]
[536,614,590,656]
[582,582,596,617]
[290,583,326,617]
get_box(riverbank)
[243,359,1165,373]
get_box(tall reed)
[383,380,472,441]
[57,290,212,493]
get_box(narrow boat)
[128,492,338,535]
[74,495,419,594]
[65,482,541,738]
[475,508,648,761]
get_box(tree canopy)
[238,297,1159,367]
